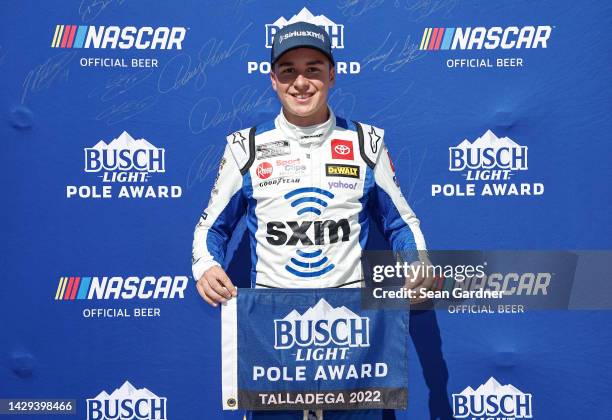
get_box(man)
[192,21,432,419]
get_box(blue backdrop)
[1,1,611,419]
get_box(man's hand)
[404,255,435,305]
[196,266,237,307]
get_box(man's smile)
[290,92,315,103]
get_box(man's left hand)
[404,255,435,305]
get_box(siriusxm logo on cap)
[279,30,325,44]
[271,21,334,65]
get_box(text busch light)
[274,317,370,349]
[449,146,528,171]
[87,398,167,420]
[453,393,533,418]
[84,148,165,172]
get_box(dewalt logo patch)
[326,164,360,179]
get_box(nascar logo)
[51,25,186,49]
[54,276,188,300]
[419,25,552,51]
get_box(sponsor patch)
[300,133,323,139]
[211,157,226,195]
[256,162,273,179]
[331,139,354,160]
[256,140,291,159]
[328,180,358,190]
[259,178,300,188]
[276,157,306,176]
[326,164,360,179]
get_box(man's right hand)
[196,266,237,307]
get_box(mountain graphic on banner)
[458,377,526,396]
[92,131,156,151]
[456,130,520,150]
[93,380,159,400]
[282,299,360,321]
[271,7,336,27]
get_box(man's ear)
[270,68,278,92]
[329,65,336,87]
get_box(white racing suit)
[192,108,426,419]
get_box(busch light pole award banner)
[221,289,408,411]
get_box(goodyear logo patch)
[326,164,360,179]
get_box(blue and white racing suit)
[192,108,426,420]
[192,108,426,288]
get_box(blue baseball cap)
[271,21,334,66]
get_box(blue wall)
[1,1,611,418]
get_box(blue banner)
[221,289,409,411]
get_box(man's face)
[270,48,335,126]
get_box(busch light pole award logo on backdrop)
[221,289,408,411]
[432,130,544,198]
[67,131,182,199]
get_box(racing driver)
[192,21,433,420]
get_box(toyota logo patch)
[331,139,354,160]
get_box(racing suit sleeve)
[192,145,246,281]
[370,142,427,253]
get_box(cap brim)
[272,45,335,66]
